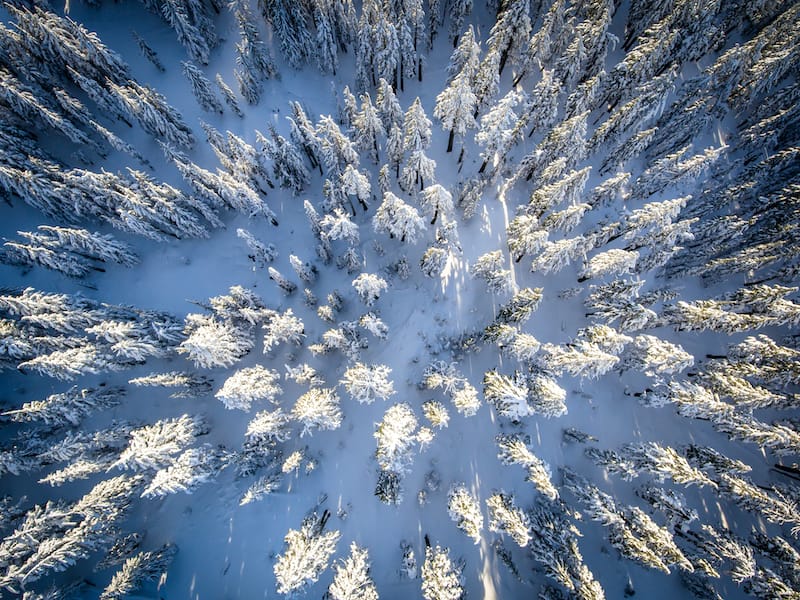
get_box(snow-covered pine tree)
[518,69,561,139]
[268,267,298,295]
[237,228,277,268]
[526,497,604,599]
[292,388,342,436]
[633,145,727,200]
[113,414,208,471]
[289,102,323,172]
[421,543,464,600]
[470,250,513,295]
[0,473,145,592]
[400,149,437,192]
[422,400,450,429]
[375,403,418,474]
[3,386,122,427]
[327,543,379,600]
[258,127,311,194]
[402,97,433,152]
[132,30,165,72]
[215,365,282,411]
[353,93,385,164]
[339,85,359,129]
[447,484,483,544]
[476,88,522,174]
[446,24,479,86]
[621,335,693,378]
[376,78,404,130]
[100,544,177,600]
[515,111,588,184]
[262,309,305,352]
[434,72,476,155]
[483,369,531,421]
[495,433,559,499]
[109,81,195,149]
[313,0,339,75]
[562,468,693,574]
[340,363,395,403]
[487,0,531,75]
[142,444,227,498]
[129,371,212,399]
[211,74,242,117]
[506,215,548,264]
[486,491,530,547]
[181,61,223,114]
[373,192,427,243]
[420,184,454,225]
[579,249,639,282]
[273,511,340,596]
[340,164,372,212]
[178,314,253,369]
[260,0,314,68]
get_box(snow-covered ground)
[1,1,799,599]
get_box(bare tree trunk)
[446,129,455,152]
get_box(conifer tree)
[181,61,223,114]
[476,88,522,174]
[260,0,314,68]
[434,73,476,154]
[447,484,483,543]
[486,0,531,75]
[292,388,343,436]
[420,184,454,225]
[486,492,530,547]
[421,544,464,600]
[133,31,165,72]
[376,78,404,130]
[274,511,340,595]
[353,93,385,164]
[216,366,282,411]
[327,543,378,600]
[375,403,418,473]
[100,544,177,600]
[400,149,437,192]
[340,363,395,403]
[446,25,480,84]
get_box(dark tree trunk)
[457,146,464,163]
[479,159,488,173]
[498,47,509,76]
[446,129,455,152]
